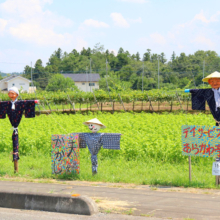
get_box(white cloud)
[194,10,220,24]
[128,17,142,24]
[192,36,215,48]
[110,12,130,28]
[83,19,109,28]
[0,0,76,46]
[150,33,166,45]
[119,0,148,3]
[0,18,7,33]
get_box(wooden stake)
[14,160,18,173]
[189,156,191,182]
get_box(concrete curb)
[0,191,98,215]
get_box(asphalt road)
[0,207,163,220]
[1,180,220,219]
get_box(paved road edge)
[0,191,98,215]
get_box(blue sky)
[0,0,220,72]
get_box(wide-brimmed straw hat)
[202,71,220,82]
[83,118,106,129]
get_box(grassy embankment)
[0,111,217,188]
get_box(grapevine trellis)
[0,89,207,113]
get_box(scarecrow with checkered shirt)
[74,118,121,174]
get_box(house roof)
[62,73,100,82]
[0,75,31,83]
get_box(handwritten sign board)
[51,134,80,175]
[182,125,220,158]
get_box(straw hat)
[202,71,220,82]
[83,118,106,129]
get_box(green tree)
[171,51,176,61]
[46,74,78,91]
[136,52,140,61]
[55,48,62,59]
[143,49,151,61]
[118,47,124,54]
[160,52,167,64]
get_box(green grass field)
[0,111,218,188]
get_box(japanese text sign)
[182,125,220,158]
[51,134,80,174]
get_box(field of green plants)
[0,111,218,188]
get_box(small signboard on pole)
[212,161,220,175]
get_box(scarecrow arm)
[0,101,9,119]
[24,100,36,118]
[101,133,121,150]
[189,89,206,110]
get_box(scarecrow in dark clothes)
[187,71,220,125]
[0,87,39,173]
[187,71,220,160]
[74,118,121,174]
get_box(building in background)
[62,73,100,92]
[0,75,32,93]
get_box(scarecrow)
[74,118,121,174]
[0,87,39,173]
[186,71,220,126]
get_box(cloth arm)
[0,101,10,119]
[101,133,121,150]
[190,89,206,110]
[24,100,36,118]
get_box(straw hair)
[83,118,106,129]
[202,71,220,82]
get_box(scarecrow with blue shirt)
[0,87,39,173]
[74,118,121,174]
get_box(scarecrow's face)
[8,91,18,101]
[208,78,220,89]
[87,123,101,133]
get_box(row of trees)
[23,43,220,91]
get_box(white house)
[0,75,32,93]
[62,73,100,92]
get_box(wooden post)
[189,156,191,182]
[187,98,188,111]
[101,102,103,112]
[118,93,126,112]
[14,160,18,173]
[215,158,220,186]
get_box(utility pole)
[31,61,33,83]
[90,58,92,92]
[142,62,144,92]
[203,60,205,88]
[158,56,160,89]
[86,66,88,92]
